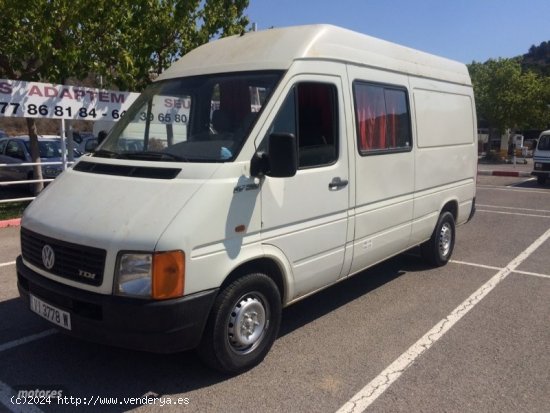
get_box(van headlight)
[534,162,542,170]
[115,251,185,300]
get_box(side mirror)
[251,133,297,178]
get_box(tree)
[0,0,124,193]
[468,58,550,136]
[91,0,249,91]
[0,0,249,193]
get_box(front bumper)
[17,256,218,353]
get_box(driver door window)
[271,82,338,168]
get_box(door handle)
[328,177,348,190]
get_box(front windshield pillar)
[143,99,153,151]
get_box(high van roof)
[158,24,471,86]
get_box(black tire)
[537,175,546,185]
[421,211,455,267]
[198,273,282,374]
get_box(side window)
[353,82,411,155]
[269,82,338,168]
[0,139,7,154]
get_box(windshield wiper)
[93,149,125,159]
[123,151,188,162]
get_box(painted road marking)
[451,260,550,279]
[477,185,550,194]
[0,330,57,354]
[477,204,550,214]
[336,227,550,413]
[477,209,550,219]
[0,261,16,268]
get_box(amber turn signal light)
[152,251,185,300]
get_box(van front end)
[15,164,229,353]
[16,68,281,372]
[532,131,550,185]
[17,255,217,353]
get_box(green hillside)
[522,41,550,75]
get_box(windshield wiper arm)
[93,149,126,159]
[123,151,188,162]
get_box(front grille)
[21,227,106,286]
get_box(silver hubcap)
[227,294,268,354]
[439,222,452,257]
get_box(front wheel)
[537,175,547,185]
[198,273,282,374]
[421,211,456,267]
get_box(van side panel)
[347,65,414,274]
[409,78,477,245]
[414,90,475,148]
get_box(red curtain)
[298,83,333,143]
[355,84,386,151]
[385,89,403,148]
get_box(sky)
[246,0,550,64]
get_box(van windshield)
[94,71,283,162]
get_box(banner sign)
[0,79,139,121]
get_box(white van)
[17,25,477,373]
[532,130,550,185]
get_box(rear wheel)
[421,211,455,267]
[198,273,281,374]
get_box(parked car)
[83,138,99,153]
[0,135,81,189]
[71,131,97,153]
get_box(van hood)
[22,165,205,252]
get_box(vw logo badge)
[42,245,55,270]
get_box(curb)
[0,218,21,228]
[477,170,532,177]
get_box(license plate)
[30,295,72,330]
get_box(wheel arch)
[219,249,293,306]
[441,199,458,221]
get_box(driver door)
[260,74,350,299]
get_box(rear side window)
[353,82,411,155]
[270,82,338,168]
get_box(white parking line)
[477,209,550,219]
[449,260,501,271]
[0,261,15,268]
[0,330,57,354]
[451,260,550,279]
[514,270,550,280]
[336,227,550,413]
[477,204,550,214]
[0,380,44,413]
[477,185,550,194]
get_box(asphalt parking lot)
[0,174,549,413]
